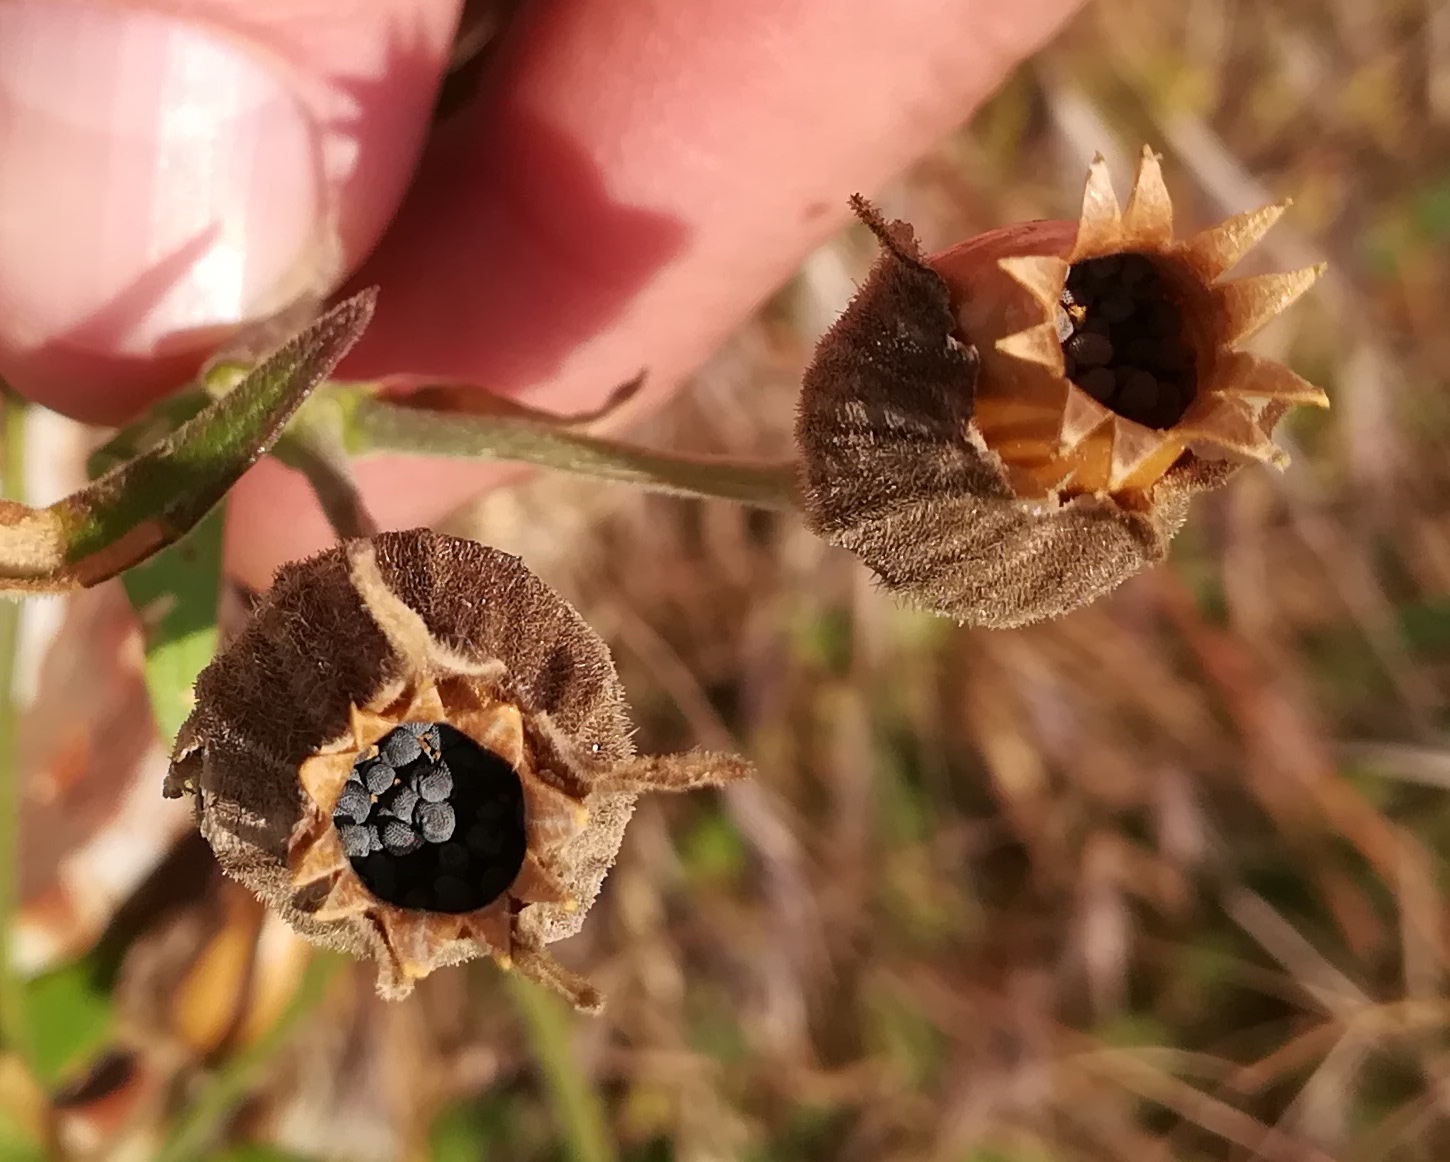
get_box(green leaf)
[118,511,223,744]
[21,961,113,1087]
[0,290,375,594]
[85,381,223,744]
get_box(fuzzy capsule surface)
[797,150,1326,628]
[165,529,748,1010]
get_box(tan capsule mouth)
[933,146,1329,500]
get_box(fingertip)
[0,0,460,422]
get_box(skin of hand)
[0,0,1083,590]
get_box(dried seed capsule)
[796,147,1328,628]
[164,529,751,1010]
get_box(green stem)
[348,396,802,512]
[272,394,378,541]
[507,975,617,1162]
[153,953,340,1162]
[0,386,30,1065]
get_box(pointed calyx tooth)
[996,322,1067,372]
[511,853,573,906]
[1106,418,1184,493]
[291,826,345,890]
[1175,200,1290,282]
[1214,351,1330,406]
[1072,154,1124,259]
[594,750,753,794]
[1212,263,1325,346]
[383,910,469,985]
[522,771,588,848]
[299,751,356,814]
[510,943,604,1015]
[474,702,527,771]
[998,254,1070,310]
[1176,395,1288,465]
[349,705,397,752]
[1058,385,1115,452]
[460,904,513,959]
[1121,147,1173,247]
[313,873,372,922]
[400,679,447,723]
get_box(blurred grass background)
[5,0,1450,1158]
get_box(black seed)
[1066,331,1113,368]
[439,842,470,875]
[338,824,373,858]
[433,876,473,912]
[1158,339,1194,372]
[334,783,372,825]
[1078,367,1116,403]
[1115,369,1160,422]
[418,801,457,844]
[1145,300,1181,334]
[360,853,395,897]
[380,730,423,767]
[417,767,453,803]
[383,785,420,824]
[382,820,421,855]
[1098,295,1135,324]
[467,823,503,858]
[1118,254,1155,284]
[363,761,397,795]
[403,887,431,910]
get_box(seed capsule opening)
[1059,253,1198,431]
[333,722,527,914]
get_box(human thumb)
[0,0,461,423]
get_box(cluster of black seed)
[333,721,527,913]
[1057,252,1198,430]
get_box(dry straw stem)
[165,529,749,1011]
[796,148,1327,628]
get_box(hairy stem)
[347,395,802,512]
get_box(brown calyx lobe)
[795,198,1004,539]
[1059,253,1198,430]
